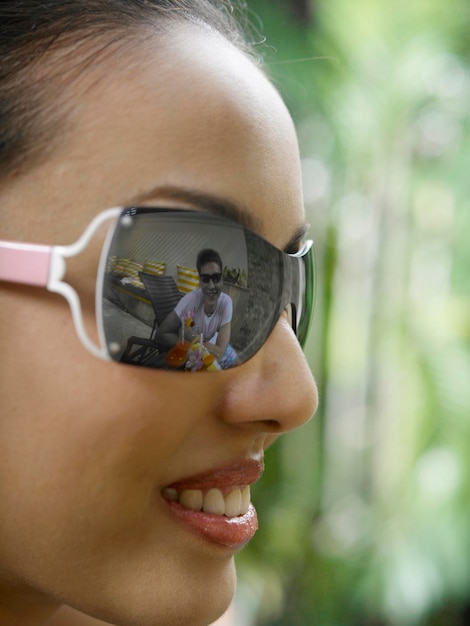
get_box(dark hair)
[0,0,250,179]
[197,249,223,273]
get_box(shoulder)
[180,289,202,306]
[219,292,232,308]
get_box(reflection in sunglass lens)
[98,207,314,372]
[199,273,222,283]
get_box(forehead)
[2,24,305,249]
[200,262,221,272]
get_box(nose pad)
[218,316,318,433]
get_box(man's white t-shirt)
[174,289,232,342]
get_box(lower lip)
[164,500,258,550]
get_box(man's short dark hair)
[196,249,223,274]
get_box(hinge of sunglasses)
[0,208,121,361]
[47,207,122,360]
[48,249,106,360]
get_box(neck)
[0,584,59,626]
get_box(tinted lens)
[97,207,314,371]
[200,272,222,284]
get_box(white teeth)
[179,489,203,511]
[203,488,226,515]
[165,486,251,517]
[224,488,242,517]
[241,485,250,512]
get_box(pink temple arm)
[0,241,52,287]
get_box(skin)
[198,261,231,359]
[48,602,234,626]
[0,22,318,626]
[157,260,231,360]
[198,261,223,314]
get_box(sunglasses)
[0,206,315,371]
[199,272,222,284]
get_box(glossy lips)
[162,459,263,550]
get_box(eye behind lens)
[200,273,222,284]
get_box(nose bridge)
[218,319,318,433]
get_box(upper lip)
[164,458,264,491]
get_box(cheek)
[0,288,193,537]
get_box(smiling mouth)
[161,460,263,549]
[163,485,251,518]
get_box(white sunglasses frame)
[0,207,121,360]
[1,206,315,367]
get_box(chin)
[163,568,236,626]
[71,558,237,626]
[175,585,235,626]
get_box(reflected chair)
[139,272,183,340]
[120,272,183,365]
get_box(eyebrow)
[130,184,309,253]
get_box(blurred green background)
[236,0,470,624]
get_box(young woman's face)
[0,24,318,626]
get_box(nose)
[218,316,318,434]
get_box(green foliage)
[236,0,470,624]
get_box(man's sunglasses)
[0,207,315,371]
[199,272,222,284]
